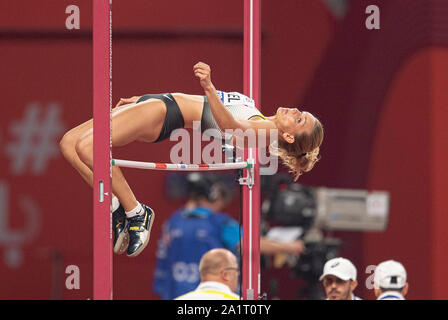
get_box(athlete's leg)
[60,119,94,187]
[74,99,166,256]
[60,107,131,255]
[59,103,134,188]
[74,99,166,211]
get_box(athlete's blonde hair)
[270,117,324,181]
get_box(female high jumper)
[59,62,324,257]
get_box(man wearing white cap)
[319,257,362,300]
[373,260,408,300]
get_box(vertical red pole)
[243,0,261,300]
[244,0,261,103]
[93,0,112,300]
[241,149,261,300]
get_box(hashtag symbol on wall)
[5,102,66,175]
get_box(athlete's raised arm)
[193,62,276,133]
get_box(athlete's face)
[322,275,358,300]
[276,107,316,140]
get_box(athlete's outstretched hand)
[194,62,213,90]
[114,96,141,108]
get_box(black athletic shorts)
[136,93,185,142]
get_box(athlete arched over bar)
[59,62,324,258]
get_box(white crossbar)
[112,159,251,171]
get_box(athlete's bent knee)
[75,136,93,166]
[60,132,77,160]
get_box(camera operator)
[153,173,305,300]
[152,174,239,300]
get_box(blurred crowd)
[152,173,408,300]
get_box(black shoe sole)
[127,209,155,258]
